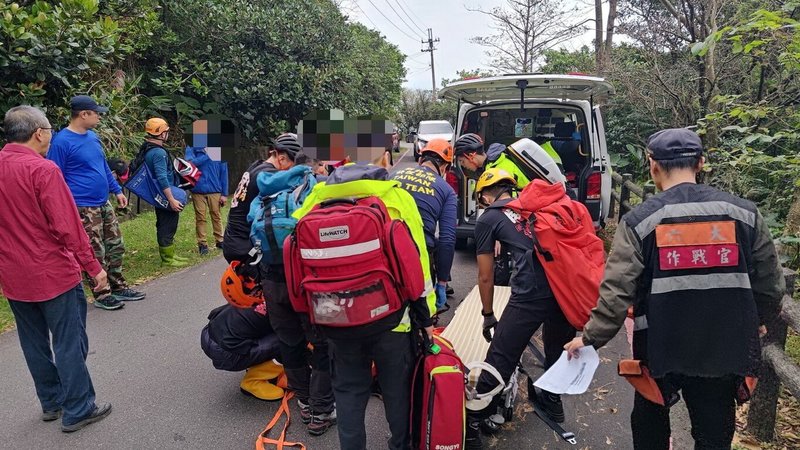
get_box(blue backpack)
[248,165,317,265]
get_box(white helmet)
[507,138,566,186]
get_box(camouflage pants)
[79,202,128,297]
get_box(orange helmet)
[421,138,453,163]
[220,261,263,308]
[145,118,170,136]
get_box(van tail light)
[446,170,459,194]
[586,171,601,200]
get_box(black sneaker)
[112,288,145,302]
[94,295,124,310]
[198,244,209,255]
[536,389,565,423]
[61,403,112,433]
[215,241,224,250]
[446,284,454,296]
[465,419,483,450]
[41,409,61,422]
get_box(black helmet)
[454,133,484,156]
[270,133,302,160]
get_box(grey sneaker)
[94,295,124,310]
[61,403,112,433]
[112,288,145,301]
[307,409,336,436]
[41,409,61,422]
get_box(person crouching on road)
[201,302,285,401]
[0,105,113,432]
[465,168,577,450]
[290,163,436,450]
[392,138,457,314]
[565,128,785,449]
[259,133,336,436]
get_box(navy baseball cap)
[647,128,703,160]
[70,95,109,113]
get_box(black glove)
[482,313,498,343]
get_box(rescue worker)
[564,128,785,450]
[466,168,577,450]
[454,133,530,188]
[293,163,436,450]
[392,138,457,312]
[200,302,285,401]
[255,133,336,436]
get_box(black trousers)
[473,297,576,416]
[262,277,334,414]
[631,374,738,450]
[155,208,180,247]
[329,331,414,450]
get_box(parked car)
[438,73,615,247]
[411,120,454,161]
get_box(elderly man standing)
[0,105,113,432]
[48,95,145,310]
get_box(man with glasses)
[48,95,145,310]
[0,105,113,432]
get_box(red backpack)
[505,180,605,330]
[284,196,425,329]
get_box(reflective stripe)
[300,239,380,260]
[633,315,648,331]
[635,201,756,239]
[650,273,751,295]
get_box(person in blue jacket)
[185,147,229,255]
[391,138,457,313]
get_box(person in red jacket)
[0,105,112,433]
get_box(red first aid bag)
[284,196,424,331]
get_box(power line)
[392,0,426,35]
[396,0,428,32]
[382,0,424,39]
[353,2,379,29]
[363,0,422,43]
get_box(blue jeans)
[8,283,97,425]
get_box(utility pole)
[421,28,440,98]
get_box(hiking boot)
[61,403,112,433]
[112,288,145,302]
[297,400,312,424]
[198,244,209,255]
[94,295,124,310]
[465,419,483,450]
[307,409,336,436]
[41,409,61,422]
[536,389,565,423]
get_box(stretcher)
[440,285,578,445]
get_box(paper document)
[533,347,600,395]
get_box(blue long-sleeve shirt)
[185,147,229,195]
[144,145,173,191]
[47,128,122,207]
[392,165,457,281]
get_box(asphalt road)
[0,146,644,449]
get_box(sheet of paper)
[533,347,600,395]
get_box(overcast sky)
[342,0,600,90]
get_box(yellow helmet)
[475,168,516,195]
[145,118,170,136]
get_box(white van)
[438,74,615,246]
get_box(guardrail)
[609,172,800,442]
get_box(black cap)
[647,128,703,160]
[70,95,109,113]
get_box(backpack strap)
[527,215,553,262]
[255,391,306,450]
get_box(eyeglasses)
[38,127,53,132]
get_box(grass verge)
[1,199,228,333]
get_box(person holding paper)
[466,168,577,450]
[565,128,784,450]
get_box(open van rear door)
[439,74,614,104]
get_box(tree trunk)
[595,0,604,73]
[604,0,618,72]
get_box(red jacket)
[0,143,102,302]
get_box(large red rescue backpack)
[410,334,466,450]
[505,179,605,330]
[284,196,425,335]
